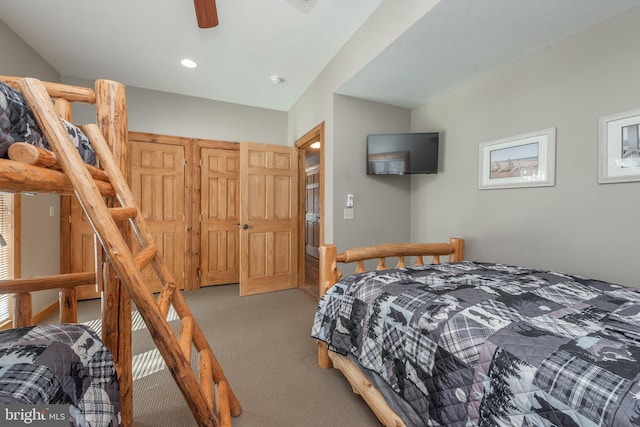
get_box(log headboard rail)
[319,237,464,296]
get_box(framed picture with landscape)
[478,127,556,190]
[599,107,640,184]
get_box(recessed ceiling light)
[181,58,198,69]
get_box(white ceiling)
[0,0,383,111]
[1,0,640,112]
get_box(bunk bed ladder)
[18,77,241,427]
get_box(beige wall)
[63,77,287,145]
[410,7,640,287]
[333,95,411,252]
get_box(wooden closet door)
[130,140,186,292]
[200,147,240,286]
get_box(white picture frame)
[598,108,640,184]
[479,128,556,190]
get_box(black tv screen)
[367,132,439,175]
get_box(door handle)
[237,223,249,229]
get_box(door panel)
[200,147,240,286]
[130,140,186,292]
[240,142,298,296]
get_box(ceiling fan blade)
[194,0,219,28]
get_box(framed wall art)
[599,107,640,184]
[478,127,556,190]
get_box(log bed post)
[317,244,340,369]
[13,292,32,327]
[449,237,465,262]
[59,288,77,324]
[95,79,133,427]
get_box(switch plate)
[49,206,55,217]
[346,193,354,207]
[344,208,354,220]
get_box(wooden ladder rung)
[156,282,176,318]
[134,244,157,270]
[109,206,138,221]
[178,316,193,360]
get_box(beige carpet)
[67,284,381,427]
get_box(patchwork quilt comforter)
[0,81,96,165]
[312,261,640,426]
[0,324,120,426]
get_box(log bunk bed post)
[3,76,241,427]
[316,237,464,427]
[0,76,134,427]
[95,78,133,427]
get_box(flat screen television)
[367,132,439,175]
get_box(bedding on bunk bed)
[312,260,640,427]
[0,323,120,427]
[0,81,96,165]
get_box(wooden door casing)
[295,122,325,299]
[239,142,298,296]
[200,147,240,286]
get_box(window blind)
[0,192,14,323]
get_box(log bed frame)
[0,76,241,427]
[317,237,465,427]
[0,75,133,426]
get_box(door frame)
[295,122,325,293]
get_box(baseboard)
[32,300,59,325]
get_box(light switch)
[346,193,354,207]
[49,206,55,217]
[344,208,354,220]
